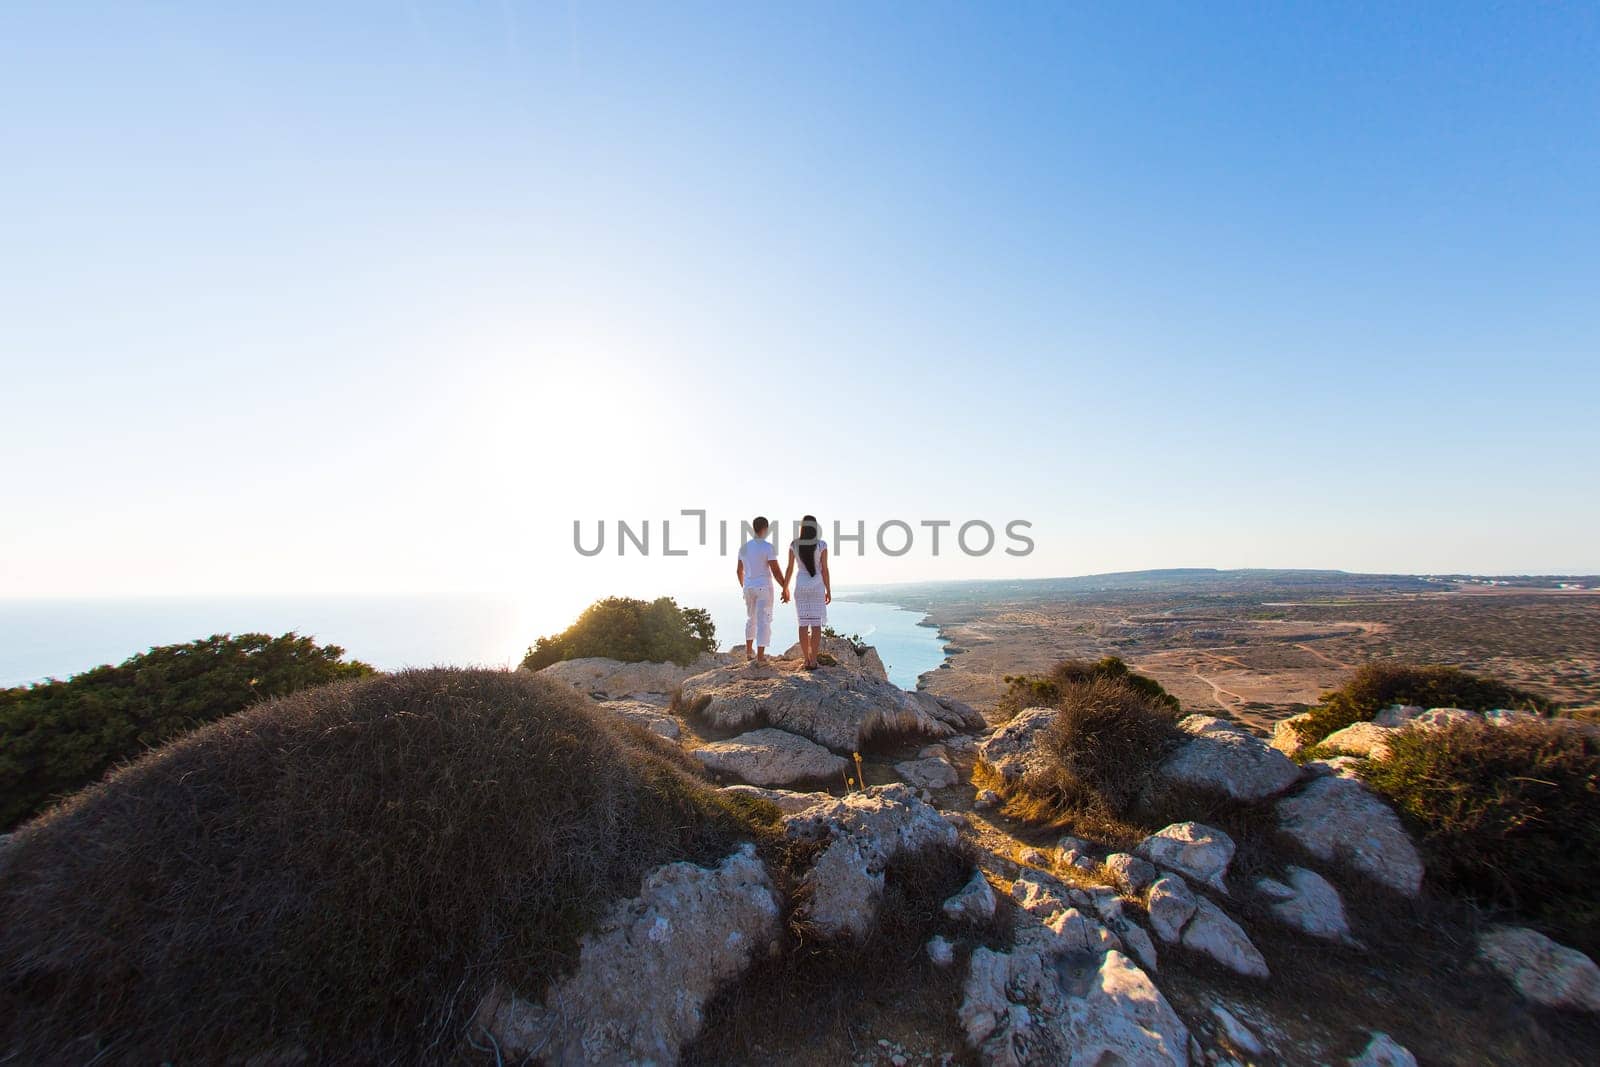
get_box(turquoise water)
[0,593,946,691]
[709,596,944,689]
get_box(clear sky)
[3,2,1597,612]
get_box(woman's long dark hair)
[797,515,819,577]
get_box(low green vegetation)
[996,655,1180,720]
[1292,662,1555,746]
[522,596,716,670]
[1362,718,1600,956]
[0,668,766,1064]
[0,633,372,831]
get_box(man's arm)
[736,559,745,590]
[768,558,788,602]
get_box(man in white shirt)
[736,515,789,664]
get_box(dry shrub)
[1294,661,1555,746]
[995,655,1178,721]
[1361,718,1600,956]
[0,668,763,1065]
[1007,677,1185,827]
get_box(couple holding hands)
[735,514,831,669]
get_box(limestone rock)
[1277,777,1424,896]
[1019,848,1051,869]
[928,934,956,967]
[1210,1004,1264,1056]
[1104,853,1158,893]
[595,698,681,739]
[1011,872,1074,919]
[1319,722,1396,760]
[1158,715,1302,801]
[691,728,848,787]
[895,756,960,790]
[960,926,1188,1067]
[678,663,985,753]
[1415,707,1480,729]
[781,635,889,680]
[1270,711,1314,756]
[1146,875,1198,945]
[1305,756,1364,780]
[1349,1031,1418,1067]
[1058,846,1099,875]
[974,788,1001,809]
[1483,708,1541,728]
[1082,886,1159,972]
[1373,704,1425,728]
[717,784,832,815]
[976,706,1057,785]
[1477,925,1600,1012]
[1254,866,1353,943]
[943,870,998,924]
[1135,822,1236,894]
[474,844,780,1064]
[537,653,729,699]
[783,784,958,939]
[1180,897,1270,978]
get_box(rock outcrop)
[538,653,730,700]
[1270,712,1314,756]
[1135,822,1236,894]
[678,664,984,753]
[781,635,889,681]
[1277,777,1424,896]
[716,784,832,814]
[595,698,682,739]
[895,755,960,790]
[691,728,848,787]
[1157,715,1302,801]
[474,844,780,1064]
[783,784,958,939]
[1254,866,1354,943]
[976,706,1057,785]
[1477,926,1600,1012]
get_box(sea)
[0,592,946,691]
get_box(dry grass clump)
[1294,661,1555,747]
[1361,718,1600,956]
[995,655,1179,721]
[1003,677,1186,830]
[0,668,763,1065]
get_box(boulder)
[1305,756,1364,780]
[691,728,849,787]
[1373,704,1425,728]
[1179,897,1270,978]
[537,653,729,699]
[1349,1031,1418,1067]
[1319,722,1396,760]
[943,870,998,924]
[781,635,889,680]
[678,663,985,753]
[1270,711,1314,756]
[1135,822,1236,894]
[716,784,832,815]
[895,756,960,790]
[1157,715,1302,801]
[595,698,681,739]
[927,934,956,967]
[783,784,958,939]
[977,706,1057,785]
[1058,846,1100,875]
[1145,875,1198,945]
[1254,866,1354,943]
[1415,707,1480,729]
[1277,777,1424,896]
[474,843,780,1064]
[960,929,1188,1067]
[1477,926,1600,1012]
[1103,853,1158,893]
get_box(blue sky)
[2,2,1597,609]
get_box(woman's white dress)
[791,539,828,626]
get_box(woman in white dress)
[783,515,831,669]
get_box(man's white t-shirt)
[739,538,777,589]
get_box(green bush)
[1362,719,1600,956]
[522,596,716,670]
[0,668,762,1063]
[999,676,1186,824]
[0,633,372,831]
[1293,662,1555,746]
[996,655,1179,720]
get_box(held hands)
[781,587,792,603]
[824,589,831,604]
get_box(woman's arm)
[782,548,795,586]
[821,548,831,603]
